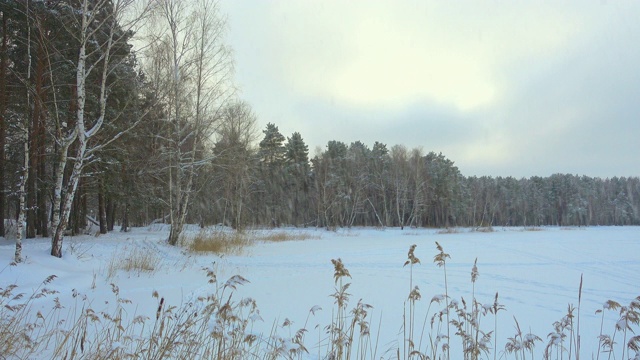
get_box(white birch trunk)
[50,0,88,257]
[49,134,74,235]
[51,0,112,257]
[15,131,29,263]
[16,0,31,263]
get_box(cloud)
[251,2,587,111]
[221,0,640,178]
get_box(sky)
[218,1,640,178]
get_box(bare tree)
[390,145,410,229]
[211,102,258,229]
[149,0,232,245]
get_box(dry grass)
[0,274,59,358]
[254,230,321,242]
[437,227,461,234]
[188,229,251,255]
[561,226,586,231]
[1,269,264,360]
[472,226,495,233]
[187,229,319,255]
[522,226,545,232]
[105,245,162,280]
[335,231,360,237]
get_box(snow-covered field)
[1,225,639,358]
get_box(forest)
[1,0,639,259]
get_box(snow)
[1,225,639,358]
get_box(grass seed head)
[471,258,479,283]
[404,244,421,267]
[408,286,421,301]
[331,258,351,283]
[434,242,450,267]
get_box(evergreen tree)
[258,122,286,226]
[259,123,286,165]
[285,132,309,226]
[285,132,309,166]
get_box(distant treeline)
[11,121,639,233]
[198,130,639,229]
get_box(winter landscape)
[2,0,640,359]
[2,225,639,359]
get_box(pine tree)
[259,123,286,165]
[285,132,309,226]
[285,132,309,166]
[258,123,287,226]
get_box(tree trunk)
[26,138,37,237]
[26,37,47,239]
[35,33,48,237]
[106,198,115,231]
[51,35,88,256]
[52,138,85,257]
[0,13,7,238]
[121,203,129,232]
[98,180,108,234]
[15,138,29,263]
[16,1,32,262]
[37,148,47,237]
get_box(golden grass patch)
[188,229,251,255]
[472,226,494,233]
[437,227,461,234]
[106,245,161,280]
[522,226,545,232]
[254,231,320,242]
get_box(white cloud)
[221,0,640,177]
[253,1,585,112]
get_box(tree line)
[1,1,639,260]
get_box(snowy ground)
[1,225,639,358]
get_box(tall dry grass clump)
[437,227,461,234]
[325,258,375,360]
[403,244,422,359]
[254,231,320,242]
[434,241,452,359]
[471,226,495,233]
[188,228,251,255]
[105,245,162,280]
[1,267,271,359]
[0,274,59,358]
[522,227,545,232]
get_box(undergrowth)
[2,241,639,359]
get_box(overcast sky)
[218,1,640,178]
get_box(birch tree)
[149,0,232,245]
[211,101,258,229]
[0,10,7,238]
[13,0,32,263]
[49,0,151,257]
